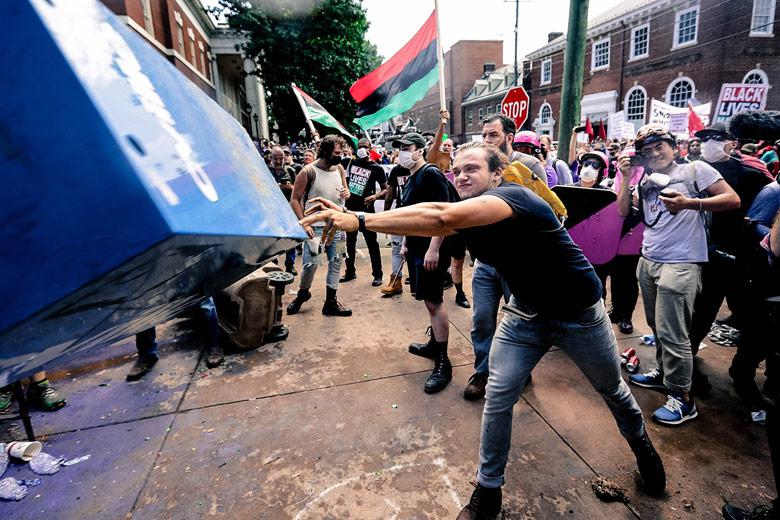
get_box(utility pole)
[514,0,519,86]
[558,0,589,162]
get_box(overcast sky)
[362,0,617,65]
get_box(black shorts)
[445,233,467,260]
[409,253,451,303]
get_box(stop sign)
[501,87,529,130]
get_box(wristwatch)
[354,211,367,233]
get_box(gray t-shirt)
[640,161,722,263]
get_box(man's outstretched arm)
[301,195,514,239]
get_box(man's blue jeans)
[135,298,219,360]
[476,298,646,488]
[300,228,344,291]
[470,261,511,376]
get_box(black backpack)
[418,163,460,203]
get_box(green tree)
[214,0,381,142]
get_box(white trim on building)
[591,36,611,72]
[672,4,699,50]
[743,68,769,84]
[750,0,776,37]
[629,23,650,61]
[665,76,696,107]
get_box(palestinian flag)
[350,11,439,130]
[291,84,358,144]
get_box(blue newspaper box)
[0,0,305,384]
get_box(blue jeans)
[300,228,344,291]
[135,298,219,359]
[471,261,511,376]
[477,298,645,488]
[390,235,404,277]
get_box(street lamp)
[253,113,259,139]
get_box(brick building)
[102,0,270,138]
[404,40,504,144]
[526,0,780,141]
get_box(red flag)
[598,118,607,141]
[688,102,705,135]
[584,117,594,140]
[369,149,382,162]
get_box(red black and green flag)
[350,11,439,130]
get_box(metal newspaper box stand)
[0,0,305,436]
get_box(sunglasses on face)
[582,160,601,169]
[700,135,726,142]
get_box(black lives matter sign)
[714,83,768,122]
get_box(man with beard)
[286,135,353,317]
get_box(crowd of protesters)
[290,111,779,520]
[4,111,778,520]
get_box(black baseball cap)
[695,122,733,141]
[392,132,426,149]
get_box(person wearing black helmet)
[617,124,740,426]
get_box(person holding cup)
[616,124,740,426]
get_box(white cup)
[7,441,42,462]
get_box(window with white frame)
[666,78,695,108]
[141,0,154,35]
[478,107,484,121]
[540,104,552,124]
[541,58,552,85]
[674,6,699,48]
[188,28,196,65]
[625,87,647,122]
[630,24,649,59]
[751,0,776,35]
[175,12,184,54]
[198,41,206,74]
[591,37,610,71]
[743,68,769,84]
[487,105,494,116]
[496,103,501,115]
[468,110,473,125]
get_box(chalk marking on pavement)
[293,477,359,520]
[442,474,462,509]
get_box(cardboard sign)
[608,111,625,139]
[650,99,711,138]
[714,83,769,122]
[668,112,689,134]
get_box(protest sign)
[714,83,769,122]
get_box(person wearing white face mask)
[685,123,771,403]
[392,132,455,395]
[341,138,388,286]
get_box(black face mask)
[326,155,342,166]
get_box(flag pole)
[291,83,320,141]
[433,0,446,112]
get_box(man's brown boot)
[381,275,403,297]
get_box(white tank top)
[305,164,344,213]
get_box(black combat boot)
[409,326,437,359]
[286,288,311,315]
[627,431,666,496]
[322,287,352,317]
[456,483,502,519]
[424,341,452,394]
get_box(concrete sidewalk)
[1,245,775,519]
